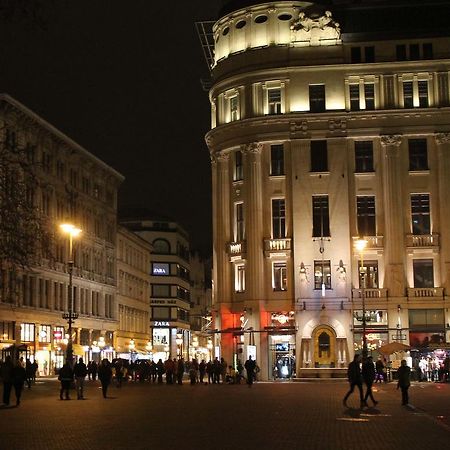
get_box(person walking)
[12,360,26,406]
[176,358,185,385]
[1,356,14,406]
[156,359,164,384]
[343,354,365,408]
[199,359,206,384]
[362,356,378,406]
[244,356,256,387]
[98,359,113,399]
[58,362,74,400]
[397,359,411,405]
[74,357,88,400]
[25,359,33,389]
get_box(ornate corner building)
[201,0,450,380]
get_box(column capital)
[380,135,402,147]
[243,142,263,155]
[435,133,450,145]
[216,151,230,163]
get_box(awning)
[379,342,410,355]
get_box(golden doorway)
[313,325,336,367]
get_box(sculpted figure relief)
[291,10,341,44]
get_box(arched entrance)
[313,325,336,368]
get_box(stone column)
[436,133,450,291]
[380,135,405,297]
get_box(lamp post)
[60,223,82,365]
[129,339,135,362]
[355,238,368,359]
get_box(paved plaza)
[0,379,449,450]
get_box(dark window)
[273,262,287,291]
[152,284,171,298]
[409,139,428,171]
[152,307,171,320]
[270,144,284,176]
[413,259,434,288]
[357,196,376,236]
[349,84,360,111]
[272,199,286,239]
[364,83,375,110]
[423,43,433,59]
[314,260,331,289]
[234,151,243,181]
[358,260,379,289]
[236,203,244,241]
[365,46,375,63]
[410,44,420,60]
[403,81,414,108]
[355,141,374,173]
[411,194,430,235]
[351,47,362,63]
[310,140,328,172]
[152,239,171,254]
[268,88,282,114]
[312,196,330,237]
[236,20,246,29]
[418,81,429,108]
[309,85,326,112]
[254,15,268,24]
[396,44,407,61]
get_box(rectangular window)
[311,140,328,172]
[409,43,420,60]
[272,199,286,239]
[268,88,282,114]
[364,83,375,110]
[411,194,430,235]
[152,307,170,320]
[235,264,245,293]
[349,84,360,111]
[423,43,433,59]
[235,203,244,241]
[355,141,374,173]
[152,263,170,276]
[38,325,51,343]
[273,262,287,291]
[234,151,243,181]
[358,260,379,289]
[152,284,171,298]
[357,196,376,236]
[365,46,375,63]
[309,84,326,112]
[413,259,434,288]
[20,323,35,342]
[403,81,414,108]
[396,44,407,61]
[418,80,429,108]
[230,96,238,121]
[270,144,284,176]
[409,139,428,171]
[351,47,361,63]
[409,309,443,328]
[312,196,330,237]
[314,260,331,290]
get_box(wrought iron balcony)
[264,238,292,257]
[407,287,444,298]
[406,233,440,248]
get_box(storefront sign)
[153,328,170,346]
[153,321,170,327]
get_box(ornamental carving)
[435,133,450,145]
[380,135,402,147]
[243,142,263,155]
[216,152,230,163]
[290,10,341,46]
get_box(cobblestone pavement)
[0,379,449,450]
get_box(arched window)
[318,332,330,358]
[152,239,171,254]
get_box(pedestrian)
[177,358,185,385]
[375,357,385,383]
[156,359,164,383]
[115,360,124,387]
[74,357,88,399]
[58,362,74,400]
[206,360,213,384]
[220,357,227,384]
[12,360,26,406]
[244,356,256,387]
[1,356,14,406]
[397,359,411,405]
[199,359,206,384]
[164,358,174,384]
[212,357,221,384]
[25,359,33,389]
[236,360,244,384]
[91,360,98,381]
[98,359,113,399]
[31,360,38,382]
[343,354,365,408]
[362,356,378,406]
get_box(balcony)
[352,235,384,250]
[227,241,246,261]
[352,288,388,299]
[407,287,444,298]
[406,233,440,249]
[264,238,292,257]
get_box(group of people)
[0,356,27,406]
[343,354,411,408]
[417,355,450,382]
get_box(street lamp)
[129,339,135,362]
[98,336,105,359]
[355,238,368,359]
[60,223,82,365]
[176,333,183,357]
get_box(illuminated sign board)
[152,263,170,276]
[153,321,170,327]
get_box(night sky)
[0,0,222,255]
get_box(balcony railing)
[264,238,292,257]
[407,287,444,298]
[406,234,440,248]
[352,288,388,299]
[352,235,384,249]
[227,241,246,260]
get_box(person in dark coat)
[74,357,88,399]
[12,361,26,406]
[156,359,164,384]
[199,360,206,384]
[25,359,34,389]
[362,356,378,406]
[1,356,14,406]
[244,356,256,387]
[176,358,185,385]
[397,359,411,405]
[98,359,113,399]
[58,362,74,400]
[343,354,365,407]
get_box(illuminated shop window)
[20,323,35,342]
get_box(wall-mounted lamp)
[299,262,306,273]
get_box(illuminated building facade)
[203,0,450,379]
[0,94,123,372]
